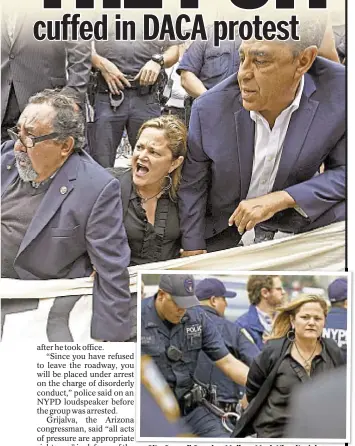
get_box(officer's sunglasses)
[7,126,60,149]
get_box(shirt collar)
[30,166,60,189]
[285,337,328,362]
[255,306,273,334]
[201,305,220,317]
[250,75,305,123]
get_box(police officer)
[194,278,260,414]
[323,278,347,360]
[177,26,241,98]
[90,21,180,167]
[141,274,249,438]
[176,26,241,126]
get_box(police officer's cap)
[328,278,347,303]
[159,274,200,308]
[195,278,237,300]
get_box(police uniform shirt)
[177,27,241,90]
[141,296,230,401]
[195,306,259,403]
[323,307,347,357]
[95,24,178,77]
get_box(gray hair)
[290,16,328,54]
[28,89,85,152]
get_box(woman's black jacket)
[232,336,345,438]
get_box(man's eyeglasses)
[7,127,60,148]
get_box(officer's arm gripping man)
[86,178,131,342]
[201,311,249,386]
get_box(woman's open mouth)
[135,162,150,177]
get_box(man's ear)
[60,136,75,157]
[260,287,270,300]
[210,296,217,307]
[157,290,165,302]
[295,46,318,76]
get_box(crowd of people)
[1,10,346,342]
[140,274,347,438]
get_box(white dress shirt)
[246,76,305,200]
[165,62,186,109]
[255,306,273,335]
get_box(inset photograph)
[138,271,349,440]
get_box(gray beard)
[14,152,38,182]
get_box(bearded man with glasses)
[1,89,132,342]
[236,275,286,350]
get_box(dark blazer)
[178,57,345,250]
[232,336,345,437]
[1,11,91,122]
[1,141,131,341]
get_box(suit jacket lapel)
[273,73,319,191]
[1,158,18,196]
[10,12,26,50]
[16,153,80,258]
[1,14,11,49]
[234,105,255,200]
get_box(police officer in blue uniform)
[141,274,249,438]
[176,26,241,127]
[90,22,180,167]
[323,278,347,360]
[194,278,260,413]
[177,26,241,98]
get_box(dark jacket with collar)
[195,305,260,403]
[232,336,345,437]
[236,305,266,350]
[1,141,131,341]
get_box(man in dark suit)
[178,19,345,254]
[1,9,91,142]
[1,90,131,342]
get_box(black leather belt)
[97,74,154,95]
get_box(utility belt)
[96,73,159,111]
[179,383,217,416]
[163,105,184,114]
[216,401,240,414]
[97,73,156,96]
